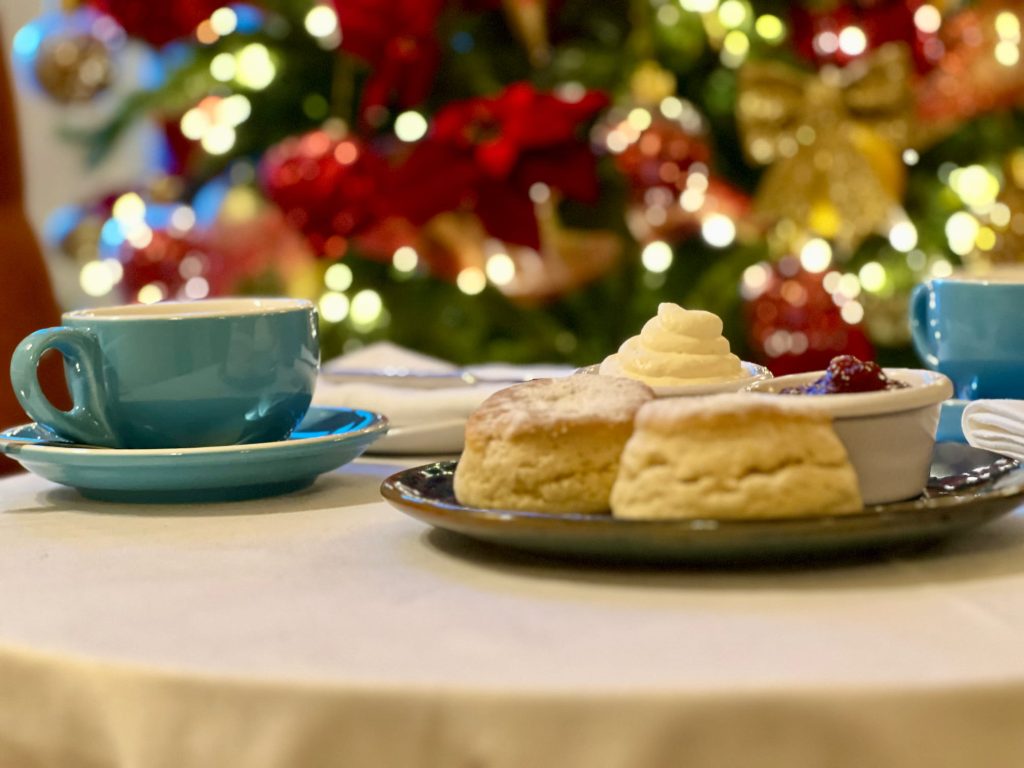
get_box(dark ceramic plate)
[380,443,1024,564]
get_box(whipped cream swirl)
[600,303,744,385]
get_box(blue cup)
[10,298,319,449]
[910,275,1024,401]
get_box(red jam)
[781,355,909,395]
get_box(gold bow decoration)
[418,198,622,304]
[737,43,914,253]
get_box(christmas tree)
[12,0,1024,371]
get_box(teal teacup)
[910,273,1024,401]
[10,298,319,449]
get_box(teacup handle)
[909,283,939,369]
[9,327,117,446]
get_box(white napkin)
[962,399,1024,461]
[313,342,573,454]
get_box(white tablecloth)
[3,462,1024,767]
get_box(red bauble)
[790,0,939,72]
[599,107,752,244]
[86,0,223,46]
[259,128,387,257]
[744,259,874,376]
[610,114,711,196]
[117,228,231,302]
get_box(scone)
[610,394,862,519]
[454,375,654,513]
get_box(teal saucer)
[0,407,388,503]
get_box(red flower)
[332,0,445,120]
[259,128,387,257]
[86,0,223,47]
[390,83,608,248]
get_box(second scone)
[610,394,863,519]
[454,375,654,514]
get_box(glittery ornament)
[117,228,220,302]
[259,126,387,257]
[58,213,105,264]
[600,102,751,245]
[502,0,550,66]
[416,199,621,302]
[629,61,677,106]
[34,32,113,103]
[744,259,874,375]
[737,43,913,252]
[915,1,1024,138]
[965,150,1024,269]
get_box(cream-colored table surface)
[3,460,1024,768]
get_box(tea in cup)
[10,298,319,449]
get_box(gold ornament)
[968,150,1024,269]
[630,61,678,106]
[502,0,550,67]
[737,43,913,253]
[419,199,621,303]
[34,33,113,103]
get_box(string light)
[717,0,747,29]
[79,259,120,297]
[949,164,1000,209]
[319,291,350,322]
[888,221,918,252]
[325,263,354,290]
[209,8,237,36]
[946,211,981,255]
[838,26,867,56]
[740,263,770,299]
[840,300,864,324]
[837,273,861,299]
[626,108,652,132]
[200,124,236,155]
[858,262,886,293]
[112,192,145,223]
[456,267,486,295]
[485,253,516,285]
[681,0,719,13]
[641,241,673,273]
[529,183,551,204]
[799,238,831,273]
[822,271,841,294]
[304,5,339,38]
[814,31,839,55]
[913,4,941,34]
[995,41,1019,67]
[394,111,428,142]
[701,214,736,247]
[754,14,784,42]
[210,52,236,82]
[391,247,418,273]
[657,4,681,25]
[659,96,683,119]
[235,43,276,90]
[721,31,749,66]
[137,284,164,304]
[350,289,383,327]
[183,276,210,299]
